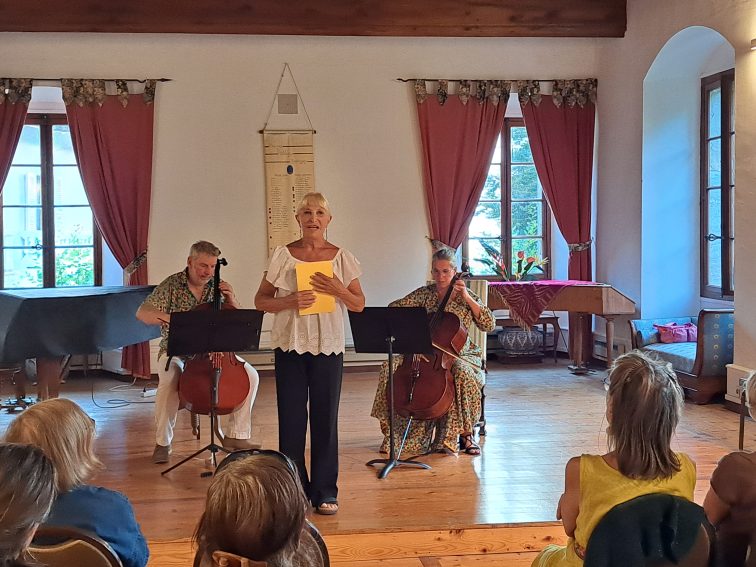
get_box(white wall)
[640,27,734,320]
[597,0,756,367]
[5,0,755,366]
[2,33,600,347]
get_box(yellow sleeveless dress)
[531,453,696,567]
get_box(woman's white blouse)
[265,245,362,355]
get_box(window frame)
[464,117,552,281]
[700,69,734,300]
[0,113,102,289]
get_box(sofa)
[629,309,734,404]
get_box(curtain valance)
[62,79,157,107]
[413,78,597,108]
[0,79,33,105]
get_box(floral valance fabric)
[552,79,597,108]
[415,79,511,106]
[414,78,597,108]
[61,79,157,107]
[0,79,33,105]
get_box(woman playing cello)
[371,246,495,456]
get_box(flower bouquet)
[479,241,548,281]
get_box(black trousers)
[274,348,343,506]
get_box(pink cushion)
[685,323,697,342]
[654,323,690,344]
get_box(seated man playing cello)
[137,240,260,464]
[370,245,495,456]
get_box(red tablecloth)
[488,280,594,329]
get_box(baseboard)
[592,333,630,362]
[104,343,384,376]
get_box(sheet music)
[295,261,335,315]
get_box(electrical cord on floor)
[89,375,159,409]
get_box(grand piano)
[0,286,159,399]
[487,281,636,368]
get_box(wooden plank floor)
[1,360,751,566]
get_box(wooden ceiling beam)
[0,0,626,38]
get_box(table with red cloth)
[487,280,635,367]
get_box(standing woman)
[371,246,495,456]
[255,192,365,515]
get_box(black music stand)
[349,307,434,479]
[161,308,264,477]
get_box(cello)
[178,258,250,416]
[391,272,469,421]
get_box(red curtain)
[66,95,154,378]
[417,96,506,249]
[0,102,28,194]
[521,95,596,361]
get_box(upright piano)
[0,286,159,398]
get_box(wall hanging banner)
[263,129,315,255]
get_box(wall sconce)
[751,39,756,51]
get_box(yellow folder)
[295,261,336,316]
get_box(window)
[1,114,101,289]
[700,69,734,299]
[465,118,551,279]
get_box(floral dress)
[370,284,495,455]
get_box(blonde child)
[532,351,696,566]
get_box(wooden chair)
[583,494,715,567]
[196,522,329,567]
[29,525,123,567]
[306,519,330,567]
[210,551,266,567]
[468,279,489,436]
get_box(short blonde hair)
[189,240,221,258]
[194,453,317,567]
[4,398,102,492]
[605,350,684,480]
[296,192,331,216]
[0,443,56,565]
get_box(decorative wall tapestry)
[263,130,315,254]
[262,64,316,255]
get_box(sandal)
[315,500,339,515]
[459,434,481,455]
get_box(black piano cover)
[0,286,160,362]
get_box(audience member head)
[0,443,56,567]
[4,398,102,492]
[194,450,320,567]
[605,350,684,480]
